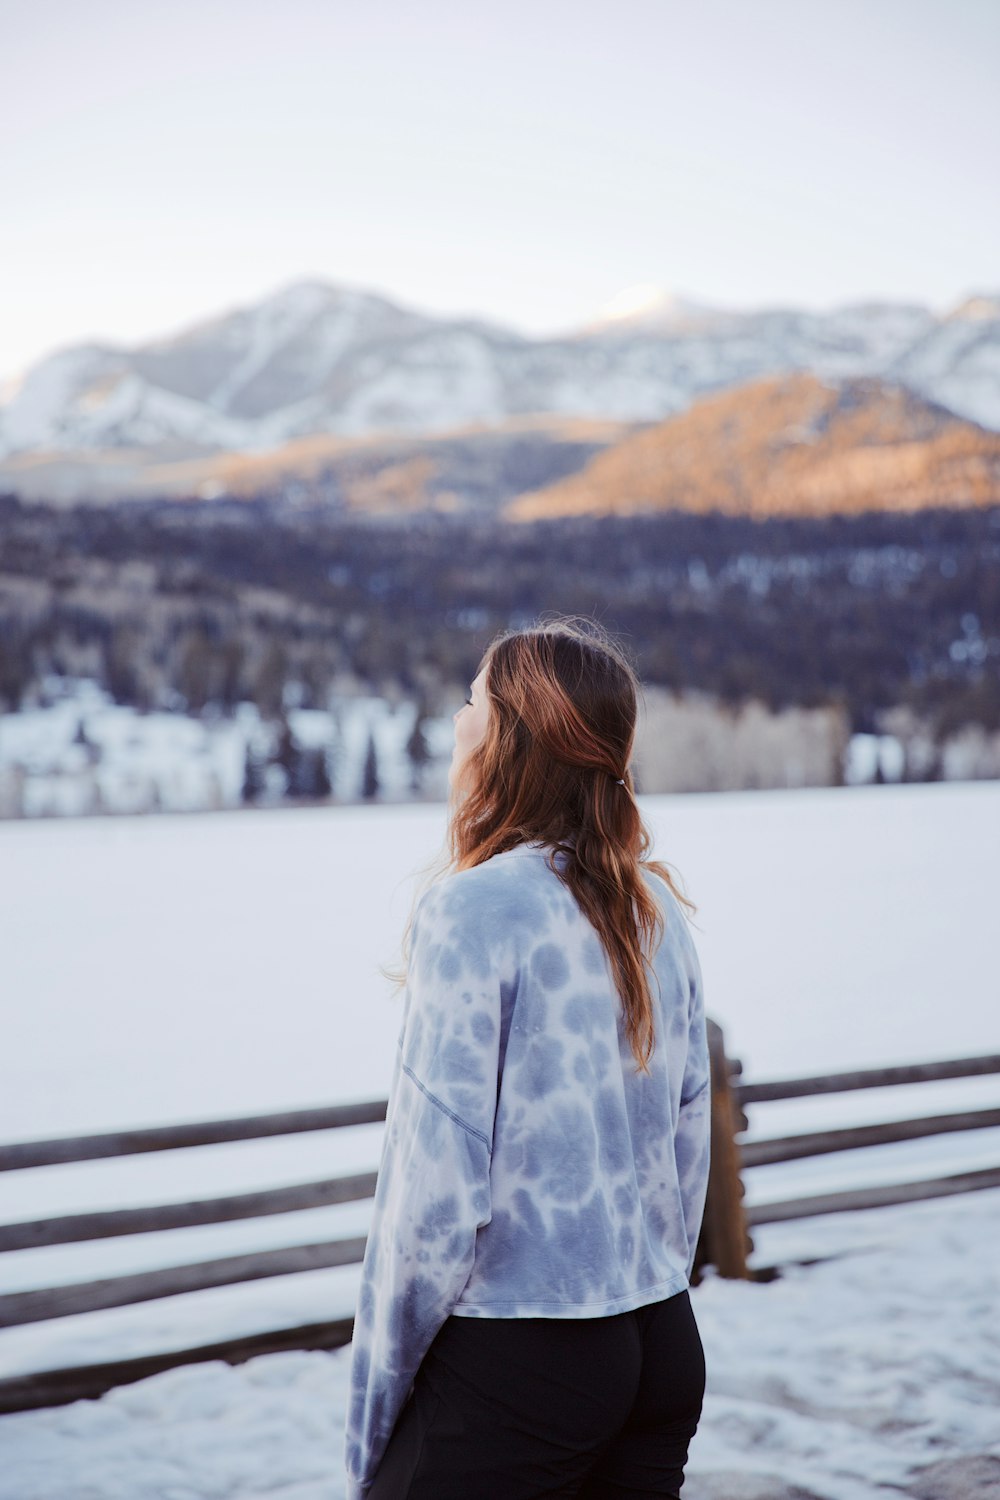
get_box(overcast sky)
[2,0,998,382]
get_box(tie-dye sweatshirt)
[344,841,710,1498]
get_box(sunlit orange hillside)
[503,373,1000,521]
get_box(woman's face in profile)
[449,667,490,791]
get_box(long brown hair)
[386,615,696,1074]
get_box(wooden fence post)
[693,1018,751,1280]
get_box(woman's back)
[346,839,710,1495]
[437,841,710,1317]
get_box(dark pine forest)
[0,492,997,743]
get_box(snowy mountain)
[883,293,1000,432]
[0,278,997,469]
[572,284,729,337]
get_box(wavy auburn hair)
[389,615,697,1075]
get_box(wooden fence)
[695,1021,1000,1280]
[2,1025,999,1413]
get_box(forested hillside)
[1,493,996,745]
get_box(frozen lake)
[3,779,996,1137]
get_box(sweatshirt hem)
[449,1272,689,1319]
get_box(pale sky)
[2,0,998,382]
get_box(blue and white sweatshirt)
[345,841,710,1498]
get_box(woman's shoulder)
[417,850,528,897]
[415,849,558,945]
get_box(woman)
[345,616,710,1500]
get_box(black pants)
[368,1289,705,1499]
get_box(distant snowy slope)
[0,346,255,455]
[1,279,997,466]
[133,280,437,426]
[885,293,1000,432]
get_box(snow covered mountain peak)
[247,276,424,328]
[943,292,1000,323]
[582,283,726,335]
[0,278,997,471]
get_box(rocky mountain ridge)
[2,279,997,476]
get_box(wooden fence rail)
[739,1108,1000,1168]
[1,1238,371,1329]
[1,1025,998,1412]
[0,1100,388,1173]
[745,1166,1000,1227]
[0,1171,380,1253]
[735,1053,1000,1104]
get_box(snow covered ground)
[1,782,998,1497]
[2,1189,998,1500]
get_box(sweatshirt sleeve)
[676,941,711,1280]
[344,877,502,1499]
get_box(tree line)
[0,491,997,744]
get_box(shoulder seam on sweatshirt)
[400,1061,492,1153]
